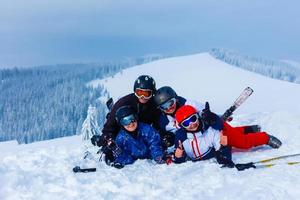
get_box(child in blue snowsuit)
[111,105,166,168]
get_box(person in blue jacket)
[109,105,169,168]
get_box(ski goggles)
[134,88,153,99]
[120,114,137,126]
[159,98,176,111]
[181,114,199,128]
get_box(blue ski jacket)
[114,122,164,165]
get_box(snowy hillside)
[1,53,300,200]
[92,53,300,113]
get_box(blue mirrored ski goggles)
[120,114,137,126]
[159,98,176,111]
[181,114,199,128]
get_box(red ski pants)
[222,122,269,149]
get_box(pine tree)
[81,106,101,142]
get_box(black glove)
[91,134,110,147]
[162,153,173,165]
[100,140,122,166]
[201,102,218,126]
[162,132,175,148]
[235,162,256,171]
[101,145,115,165]
[111,162,124,169]
[215,146,235,168]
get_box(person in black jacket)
[91,75,162,150]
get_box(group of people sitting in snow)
[90,75,282,170]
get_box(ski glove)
[111,162,124,169]
[154,153,173,165]
[201,102,219,127]
[91,134,111,147]
[101,140,122,166]
[162,132,175,148]
[162,153,173,165]
[215,146,235,168]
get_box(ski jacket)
[114,122,164,165]
[102,93,161,140]
[174,127,223,163]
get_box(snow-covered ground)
[1,53,300,200]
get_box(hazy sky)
[0,0,299,68]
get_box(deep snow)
[1,53,300,200]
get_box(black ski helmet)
[115,105,137,124]
[133,75,156,91]
[153,86,177,106]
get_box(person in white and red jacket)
[173,105,282,169]
[153,86,264,148]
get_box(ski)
[254,153,300,164]
[222,87,254,121]
[73,166,97,173]
[235,153,300,170]
[255,161,300,169]
[105,97,114,119]
[106,97,114,112]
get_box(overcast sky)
[0,0,299,68]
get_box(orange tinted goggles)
[135,88,153,99]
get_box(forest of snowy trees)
[210,48,300,84]
[0,55,164,144]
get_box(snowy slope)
[91,53,300,113]
[1,53,300,200]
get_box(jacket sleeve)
[151,108,163,131]
[173,129,188,163]
[145,126,164,162]
[101,104,121,140]
[210,114,224,131]
[114,134,135,165]
[209,128,221,151]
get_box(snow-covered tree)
[0,56,164,144]
[81,106,101,142]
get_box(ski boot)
[267,135,282,149]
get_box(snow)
[90,53,300,114]
[283,60,300,70]
[1,53,300,200]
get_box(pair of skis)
[236,153,300,170]
[251,153,300,169]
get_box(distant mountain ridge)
[210,48,300,84]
